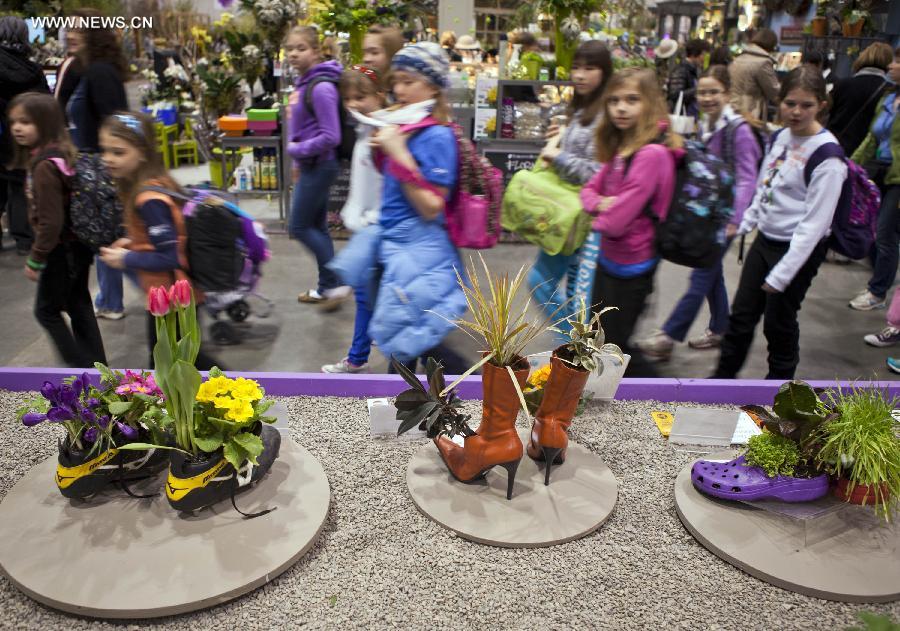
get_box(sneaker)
[166,424,281,514]
[298,289,325,304]
[887,357,900,375]
[864,326,900,348]
[849,290,886,311]
[319,285,352,313]
[637,329,674,360]
[96,310,125,320]
[688,329,724,350]
[322,357,369,374]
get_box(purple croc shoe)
[691,455,830,503]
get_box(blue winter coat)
[329,219,468,362]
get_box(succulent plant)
[549,298,623,374]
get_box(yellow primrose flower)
[197,379,222,402]
[225,399,254,422]
[527,364,552,389]
[213,395,237,412]
[231,378,263,401]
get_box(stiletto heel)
[498,459,520,500]
[541,447,562,486]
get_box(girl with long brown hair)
[97,112,220,369]
[9,92,105,367]
[580,68,681,377]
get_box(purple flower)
[117,422,137,440]
[21,412,47,426]
[81,409,97,424]
[86,397,101,409]
[47,406,73,422]
[83,427,99,443]
[217,0,234,7]
[98,415,111,429]
[58,387,78,409]
[40,381,58,402]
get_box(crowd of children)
[10,25,896,381]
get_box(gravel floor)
[0,389,898,630]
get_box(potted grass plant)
[119,280,281,516]
[17,365,170,500]
[815,386,900,520]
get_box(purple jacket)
[288,60,343,165]
[705,120,761,226]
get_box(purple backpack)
[800,140,880,260]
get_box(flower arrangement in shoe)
[121,280,281,515]
[18,366,171,499]
[692,381,834,505]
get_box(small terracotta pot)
[833,477,889,505]
[811,16,827,37]
[841,18,863,37]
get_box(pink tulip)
[147,286,170,316]
[171,279,192,308]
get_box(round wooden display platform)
[674,454,900,603]
[406,429,618,548]
[0,439,330,618]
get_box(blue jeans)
[867,185,900,298]
[663,241,731,342]
[528,250,577,339]
[348,285,373,366]
[289,159,340,293]
[94,258,124,312]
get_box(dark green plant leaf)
[395,389,432,411]
[107,401,133,415]
[391,356,426,392]
[773,380,823,422]
[426,358,446,399]
[398,402,439,435]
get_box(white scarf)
[699,104,740,143]
[349,99,435,128]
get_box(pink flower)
[148,286,170,316]
[171,279,193,308]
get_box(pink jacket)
[580,144,677,266]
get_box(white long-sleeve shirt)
[740,128,847,292]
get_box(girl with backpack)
[96,112,221,370]
[712,66,848,379]
[9,92,106,368]
[527,41,611,327]
[639,65,762,361]
[321,65,387,374]
[329,42,469,374]
[580,68,681,378]
[285,26,351,311]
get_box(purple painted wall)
[2,368,899,405]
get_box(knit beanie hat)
[390,42,450,89]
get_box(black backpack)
[640,124,738,269]
[304,77,356,162]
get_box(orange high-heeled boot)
[435,357,529,500]
[526,350,590,485]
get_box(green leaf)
[427,359,445,398]
[773,380,823,422]
[209,366,225,378]
[223,440,249,470]
[107,401,133,415]
[255,399,274,415]
[194,434,224,452]
[94,362,118,385]
[232,431,264,464]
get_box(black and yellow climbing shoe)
[165,424,281,517]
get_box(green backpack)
[501,161,592,256]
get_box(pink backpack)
[395,118,503,250]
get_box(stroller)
[145,186,274,345]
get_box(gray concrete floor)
[2,160,897,380]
